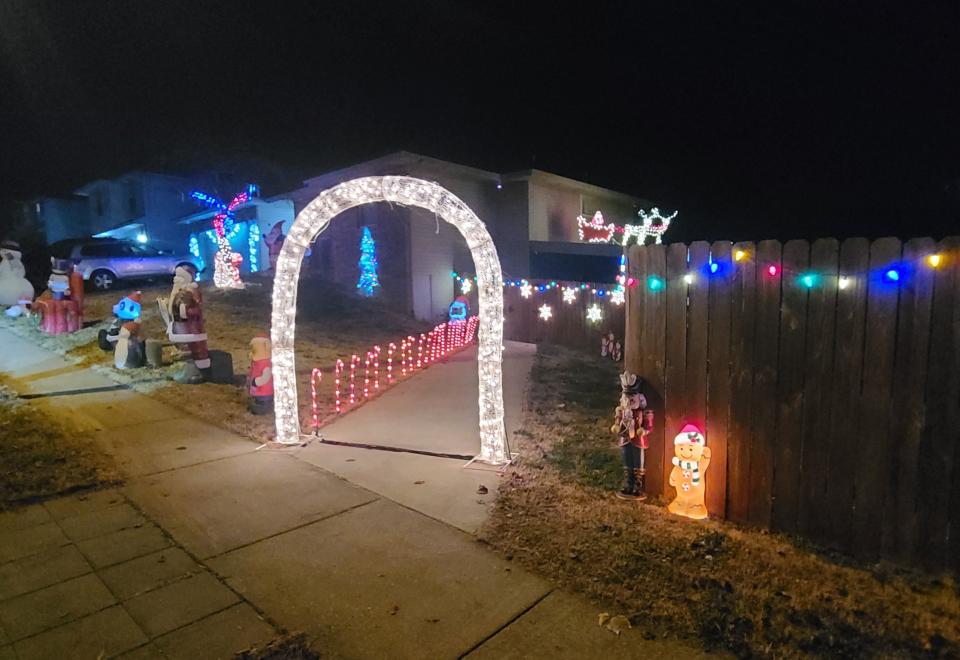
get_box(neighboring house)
[280,151,647,322]
[32,171,211,249]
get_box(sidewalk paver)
[95,416,258,477]
[0,544,92,601]
[211,497,551,659]
[57,501,146,541]
[43,488,125,520]
[0,521,69,563]
[12,606,147,660]
[99,547,202,600]
[0,572,115,641]
[74,522,172,568]
[153,603,275,660]
[123,570,239,637]
[124,451,377,558]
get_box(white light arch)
[270,176,509,463]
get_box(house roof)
[284,151,644,208]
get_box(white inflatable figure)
[0,240,35,307]
[4,298,32,318]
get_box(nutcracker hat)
[674,423,706,446]
[619,371,643,396]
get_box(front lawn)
[0,273,430,442]
[481,345,960,659]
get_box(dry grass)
[0,395,120,509]
[0,273,430,442]
[481,345,960,659]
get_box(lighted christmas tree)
[357,226,380,296]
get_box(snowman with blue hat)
[98,291,142,350]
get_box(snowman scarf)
[672,457,701,485]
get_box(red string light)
[310,368,322,430]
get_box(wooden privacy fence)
[625,237,960,570]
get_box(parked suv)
[49,239,201,291]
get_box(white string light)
[270,176,509,464]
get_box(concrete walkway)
[0,327,711,659]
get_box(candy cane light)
[270,176,509,463]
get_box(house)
[280,151,647,322]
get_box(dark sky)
[1,1,958,242]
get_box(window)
[129,244,160,257]
[81,242,127,258]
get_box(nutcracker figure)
[611,372,654,500]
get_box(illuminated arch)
[270,176,509,463]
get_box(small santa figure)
[611,372,654,500]
[247,333,274,414]
[167,265,210,372]
[264,221,285,272]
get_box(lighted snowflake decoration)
[586,304,603,323]
[610,287,625,305]
[520,283,533,299]
[562,287,577,304]
[538,303,553,321]
[461,278,473,294]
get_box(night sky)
[1,1,958,242]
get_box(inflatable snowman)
[0,240,35,307]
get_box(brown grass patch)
[481,345,960,658]
[0,397,120,509]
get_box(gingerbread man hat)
[674,423,706,445]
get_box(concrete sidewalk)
[0,327,712,659]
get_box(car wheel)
[91,269,116,291]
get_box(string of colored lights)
[314,315,479,430]
[651,249,948,292]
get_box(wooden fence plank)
[747,240,782,528]
[625,245,645,378]
[664,243,690,495]
[888,237,936,561]
[772,240,810,533]
[797,239,839,541]
[643,245,669,494]
[685,242,711,428]
[706,242,733,518]
[727,241,757,524]
[852,237,902,559]
[917,237,960,568]
[825,237,870,552]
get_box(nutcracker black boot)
[616,467,639,500]
[634,468,647,501]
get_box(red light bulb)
[767,265,779,277]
